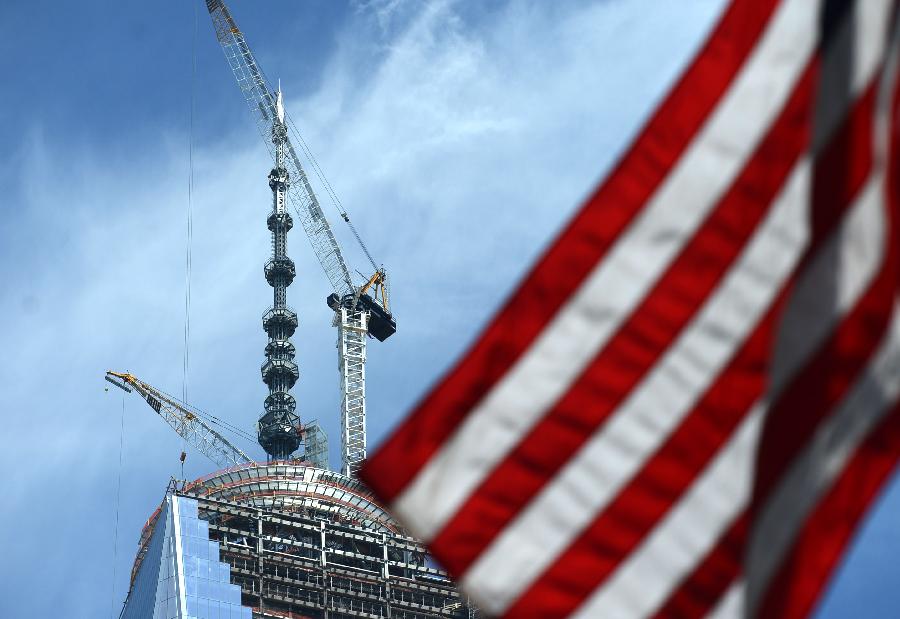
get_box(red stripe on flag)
[756,405,900,619]
[498,302,778,617]
[752,196,896,512]
[467,73,883,616]
[650,515,747,619]
[751,56,898,509]
[593,354,900,619]
[506,72,880,617]
[361,0,783,501]
[430,59,817,578]
[753,44,900,617]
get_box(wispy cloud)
[352,0,414,34]
[0,0,725,615]
[286,0,728,434]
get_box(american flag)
[361,1,900,617]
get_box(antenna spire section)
[258,98,301,461]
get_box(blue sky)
[0,0,896,616]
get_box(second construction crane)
[205,0,396,476]
[104,369,330,471]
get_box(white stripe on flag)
[747,15,900,609]
[770,0,895,394]
[575,168,891,619]
[706,582,743,619]
[392,0,824,543]
[570,402,762,619]
[461,5,892,611]
[812,0,895,153]
[767,175,889,396]
[746,10,900,604]
[467,149,890,616]
[461,158,810,614]
[850,1,896,105]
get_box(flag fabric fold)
[362,1,900,617]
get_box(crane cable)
[183,0,197,406]
[181,1,199,475]
[151,381,259,445]
[254,57,380,274]
[286,114,380,274]
[109,393,126,619]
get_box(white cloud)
[0,0,725,614]
[352,0,415,34]
[285,0,728,442]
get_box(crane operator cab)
[327,292,397,342]
[327,268,397,342]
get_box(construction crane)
[104,371,330,470]
[204,0,396,477]
[105,371,252,469]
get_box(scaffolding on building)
[125,464,478,619]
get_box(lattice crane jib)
[204,0,397,475]
[205,0,354,298]
[105,371,253,470]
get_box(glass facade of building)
[121,494,253,619]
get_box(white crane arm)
[205,0,356,297]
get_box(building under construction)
[119,465,474,619]
[110,2,474,617]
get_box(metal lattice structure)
[258,89,302,461]
[106,371,331,470]
[204,0,398,475]
[302,420,329,471]
[336,308,368,476]
[205,0,353,297]
[105,371,254,470]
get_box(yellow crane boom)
[105,371,253,469]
